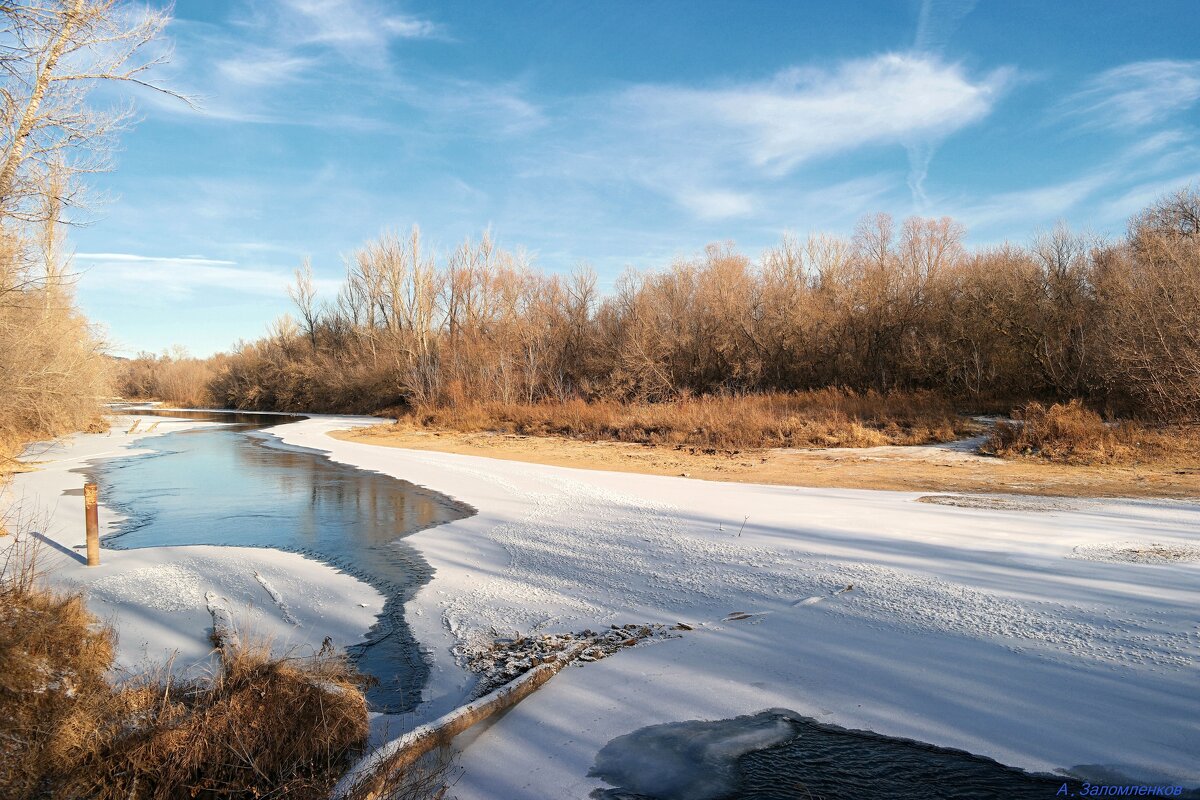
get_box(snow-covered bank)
[270,417,1200,798]
[3,416,384,673]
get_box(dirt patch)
[1071,542,1200,564]
[331,427,1200,499]
[915,495,1081,512]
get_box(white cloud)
[914,0,978,52]
[908,0,981,207]
[279,0,440,58]
[76,253,339,299]
[941,131,1200,234]
[149,4,541,137]
[554,54,1009,220]
[76,253,236,265]
[616,55,1009,177]
[953,174,1110,230]
[401,78,547,136]
[675,189,755,220]
[214,49,315,87]
[1064,60,1200,129]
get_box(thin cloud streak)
[1062,60,1200,130]
[908,0,980,207]
[76,253,236,266]
[77,253,340,299]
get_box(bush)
[80,642,370,800]
[0,538,118,798]
[396,389,968,450]
[978,400,1195,465]
[115,350,216,408]
[200,191,1200,424]
[0,539,373,800]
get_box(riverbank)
[332,425,1200,498]
[3,414,385,674]
[281,417,1199,798]
[8,414,1198,797]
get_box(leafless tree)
[0,0,190,223]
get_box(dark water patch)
[590,710,1199,800]
[82,410,473,712]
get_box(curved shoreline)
[269,418,1200,798]
[4,415,387,679]
[330,425,1200,499]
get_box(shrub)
[79,642,370,800]
[981,400,1147,465]
[0,538,118,798]
[0,539,374,800]
[115,351,216,408]
[396,389,968,451]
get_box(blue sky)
[72,0,1200,357]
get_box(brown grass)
[84,643,371,800]
[1,537,119,798]
[0,539,386,800]
[981,400,1200,465]
[395,390,971,452]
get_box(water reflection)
[85,410,473,712]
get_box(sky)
[69,0,1200,357]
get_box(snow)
[7,414,1198,797]
[3,415,385,674]
[269,416,1200,797]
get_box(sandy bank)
[332,425,1200,499]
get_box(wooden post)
[84,482,100,567]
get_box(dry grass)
[981,400,1200,465]
[0,537,119,798]
[395,389,970,451]
[81,643,372,800]
[0,538,408,800]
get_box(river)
[83,409,472,712]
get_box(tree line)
[121,188,1200,422]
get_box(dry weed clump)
[980,400,1200,465]
[0,539,118,798]
[399,390,968,451]
[0,540,384,800]
[77,641,370,800]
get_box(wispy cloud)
[553,53,1009,221]
[214,49,316,88]
[676,189,756,221]
[396,77,547,136]
[620,55,1008,175]
[914,0,978,52]
[908,0,981,206]
[279,0,441,57]
[76,253,339,299]
[1063,60,1200,129]
[953,174,1110,230]
[76,253,236,265]
[945,130,1200,234]
[146,3,540,138]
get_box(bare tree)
[0,1,182,449]
[0,0,189,223]
[288,259,320,352]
